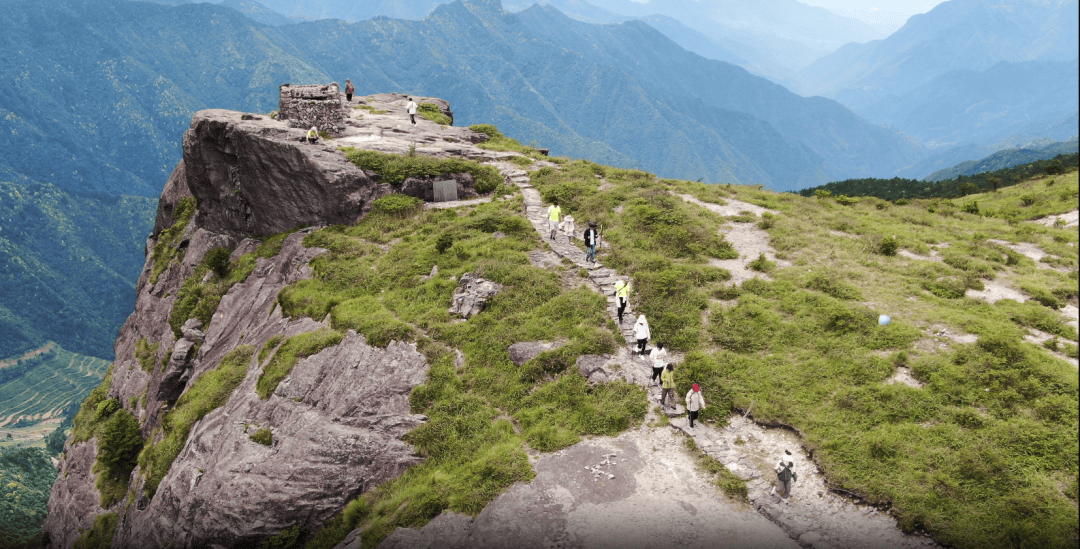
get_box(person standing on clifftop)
[547,199,561,240]
[345,79,355,103]
[406,97,418,125]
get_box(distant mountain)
[0,170,155,357]
[277,0,922,188]
[219,0,296,25]
[800,0,1079,148]
[925,136,1079,182]
[248,0,888,84]
[0,0,922,359]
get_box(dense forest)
[799,153,1078,201]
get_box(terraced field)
[0,342,110,431]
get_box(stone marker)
[433,179,458,202]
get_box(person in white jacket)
[560,214,576,244]
[633,314,650,355]
[651,342,667,385]
[685,383,705,428]
[774,450,797,498]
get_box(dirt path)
[675,194,791,285]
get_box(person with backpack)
[614,279,629,324]
[344,79,355,102]
[775,451,797,498]
[633,314,650,355]
[685,383,705,428]
[547,200,561,240]
[406,97,418,124]
[660,363,676,410]
[650,342,667,385]
[583,222,599,263]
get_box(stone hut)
[278,83,346,135]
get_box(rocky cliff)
[44,94,486,548]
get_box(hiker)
[651,342,667,385]
[775,451,797,498]
[583,222,599,263]
[614,279,629,324]
[560,214,576,244]
[406,97,418,124]
[660,364,676,409]
[305,126,319,144]
[633,314,650,355]
[685,383,705,428]
[344,79,355,102]
[547,200,561,240]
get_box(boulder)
[508,340,566,366]
[448,273,503,318]
[575,354,615,384]
[181,319,206,343]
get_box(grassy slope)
[298,152,1077,548]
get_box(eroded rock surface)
[449,273,503,318]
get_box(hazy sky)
[792,0,946,18]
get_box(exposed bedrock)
[165,109,393,238]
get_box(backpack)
[778,464,793,482]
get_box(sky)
[786,0,945,18]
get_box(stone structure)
[278,83,346,134]
[433,179,458,202]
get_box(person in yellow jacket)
[614,279,629,324]
[306,126,319,144]
[547,200,561,240]
[660,363,676,410]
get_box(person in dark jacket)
[344,79,355,102]
[583,222,599,263]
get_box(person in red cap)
[685,382,705,428]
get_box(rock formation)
[448,273,504,318]
[44,93,492,548]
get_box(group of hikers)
[302,80,419,144]
[547,197,800,499]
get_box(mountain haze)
[801,0,1079,149]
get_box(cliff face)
[44,101,455,548]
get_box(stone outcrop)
[448,273,503,318]
[507,340,566,366]
[400,172,479,203]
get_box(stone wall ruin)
[278,83,346,135]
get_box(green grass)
[468,124,547,159]
[249,427,273,446]
[276,196,646,548]
[72,512,117,549]
[354,105,388,115]
[683,435,748,499]
[139,345,254,497]
[255,329,343,399]
[134,338,159,373]
[149,197,196,285]
[168,245,259,339]
[416,103,451,125]
[340,147,503,194]
[663,174,1079,549]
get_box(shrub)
[371,194,423,218]
[878,236,899,256]
[135,338,159,373]
[97,409,142,480]
[805,273,862,300]
[341,147,502,194]
[468,124,502,139]
[757,212,775,229]
[249,427,273,446]
[747,253,775,273]
[962,201,979,215]
[835,195,858,205]
[149,196,197,284]
[204,246,233,279]
[73,513,118,549]
[814,189,832,199]
[435,233,454,254]
[416,103,451,125]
